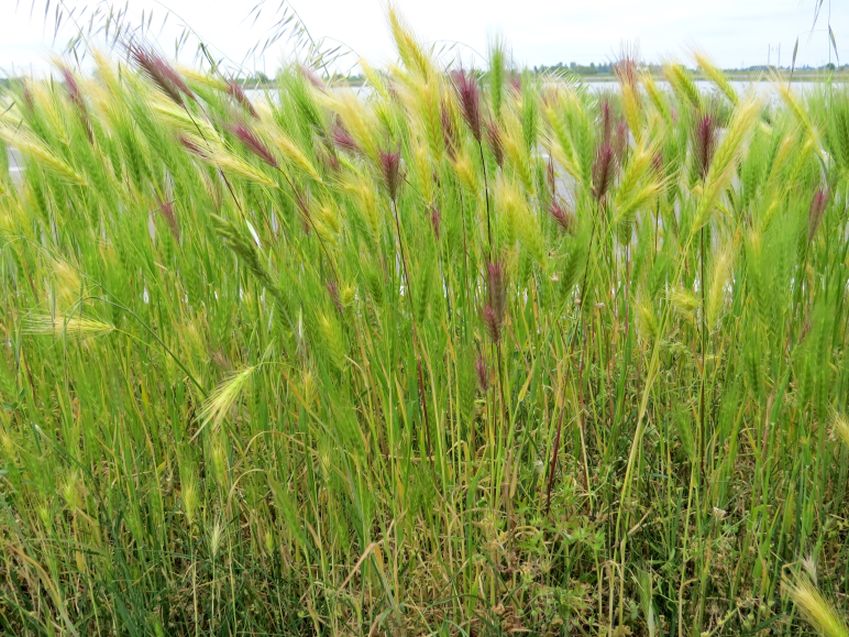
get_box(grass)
[1,14,849,635]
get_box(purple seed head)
[326,280,343,313]
[601,100,612,146]
[227,81,257,118]
[441,101,459,158]
[695,113,716,180]
[549,199,575,233]
[331,119,359,153]
[179,135,207,157]
[300,65,325,89]
[58,63,93,141]
[131,46,194,105]
[591,143,614,202]
[486,120,504,167]
[482,260,507,344]
[808,186,829,241]
[475,351,489,391]
[452,70,482,142]
[379,149,402,201]
[232,123,278,168]
[430,205,442,240]
[613,119,629,165]
[157,198,180,241]
[482,304,502,343]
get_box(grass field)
[1,13,849,635]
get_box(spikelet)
[694,98,761,230]
[832,413,849,448]
[317,312,347,370]
[542,93,586,184]
[51,259,84,310]
[388,7,435,81]
[194,366,257,440]
[327,91,380,162]
[612,143,663,233]
[267,127,321,181]
[664,63,701,111]
[642,72,671,122]
[452,151,478,192]
[786,577,849,637]
[694,53,738,106]
[24,313,114,338]
[779,83,822,159]
[0,127,86,185]
[706,243,736,328]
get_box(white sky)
[1,0,845,75]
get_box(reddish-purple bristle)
[808,186,829,241]
[482,304,501,343]
[331,120,359,153]
[232,123,278,168]
[695,113,716,180]
[485,260,506,342]
[158,199,180,241]
[601,100,612,147]
[300,65,325,90]
[228,81,257,118]
[549,199,575,233]
[326,280,343,313]
[613,119,629,165]
[58,64,93,141]
[179,135,207,157]
[429,205,442,240]
[486,120,504,167]
[441,101,458,158]
[452,70,482,142]
[131,46,194,105]
[592,143,614,202]
[379,149,402,201]
[475,351,489,391]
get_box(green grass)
[1,16,849,635]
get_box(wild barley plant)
[0,13,848,636]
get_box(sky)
[1,0,846,76]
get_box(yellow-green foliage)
[0,26,848,637]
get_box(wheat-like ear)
[786,577,849,637]
[194,365,257,441]
[0,127,87,185]
[694,52,738,106]
[833,412,849,448]
[388,7,434,81]
[23,313,114,338]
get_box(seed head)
[331,119,359,153]
[227,81,257,118]
[58,63,92,141]
[591,143,614,202]
[475,351,489,391]
[379,149,402,201]
[441,101,459,158]
[549,199,575,233]
[486,120,504,167]
[130,45,194,105]
[429,205,442,240]
[232,123,278,168]
[808,186,829,241]
[179,135,207,157]
[452,70,482,142]
[158,198,180,241]
[695,113,716,180]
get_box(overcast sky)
[1,0,846,75]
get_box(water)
[3,80,838,177]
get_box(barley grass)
[1,18,848,635]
